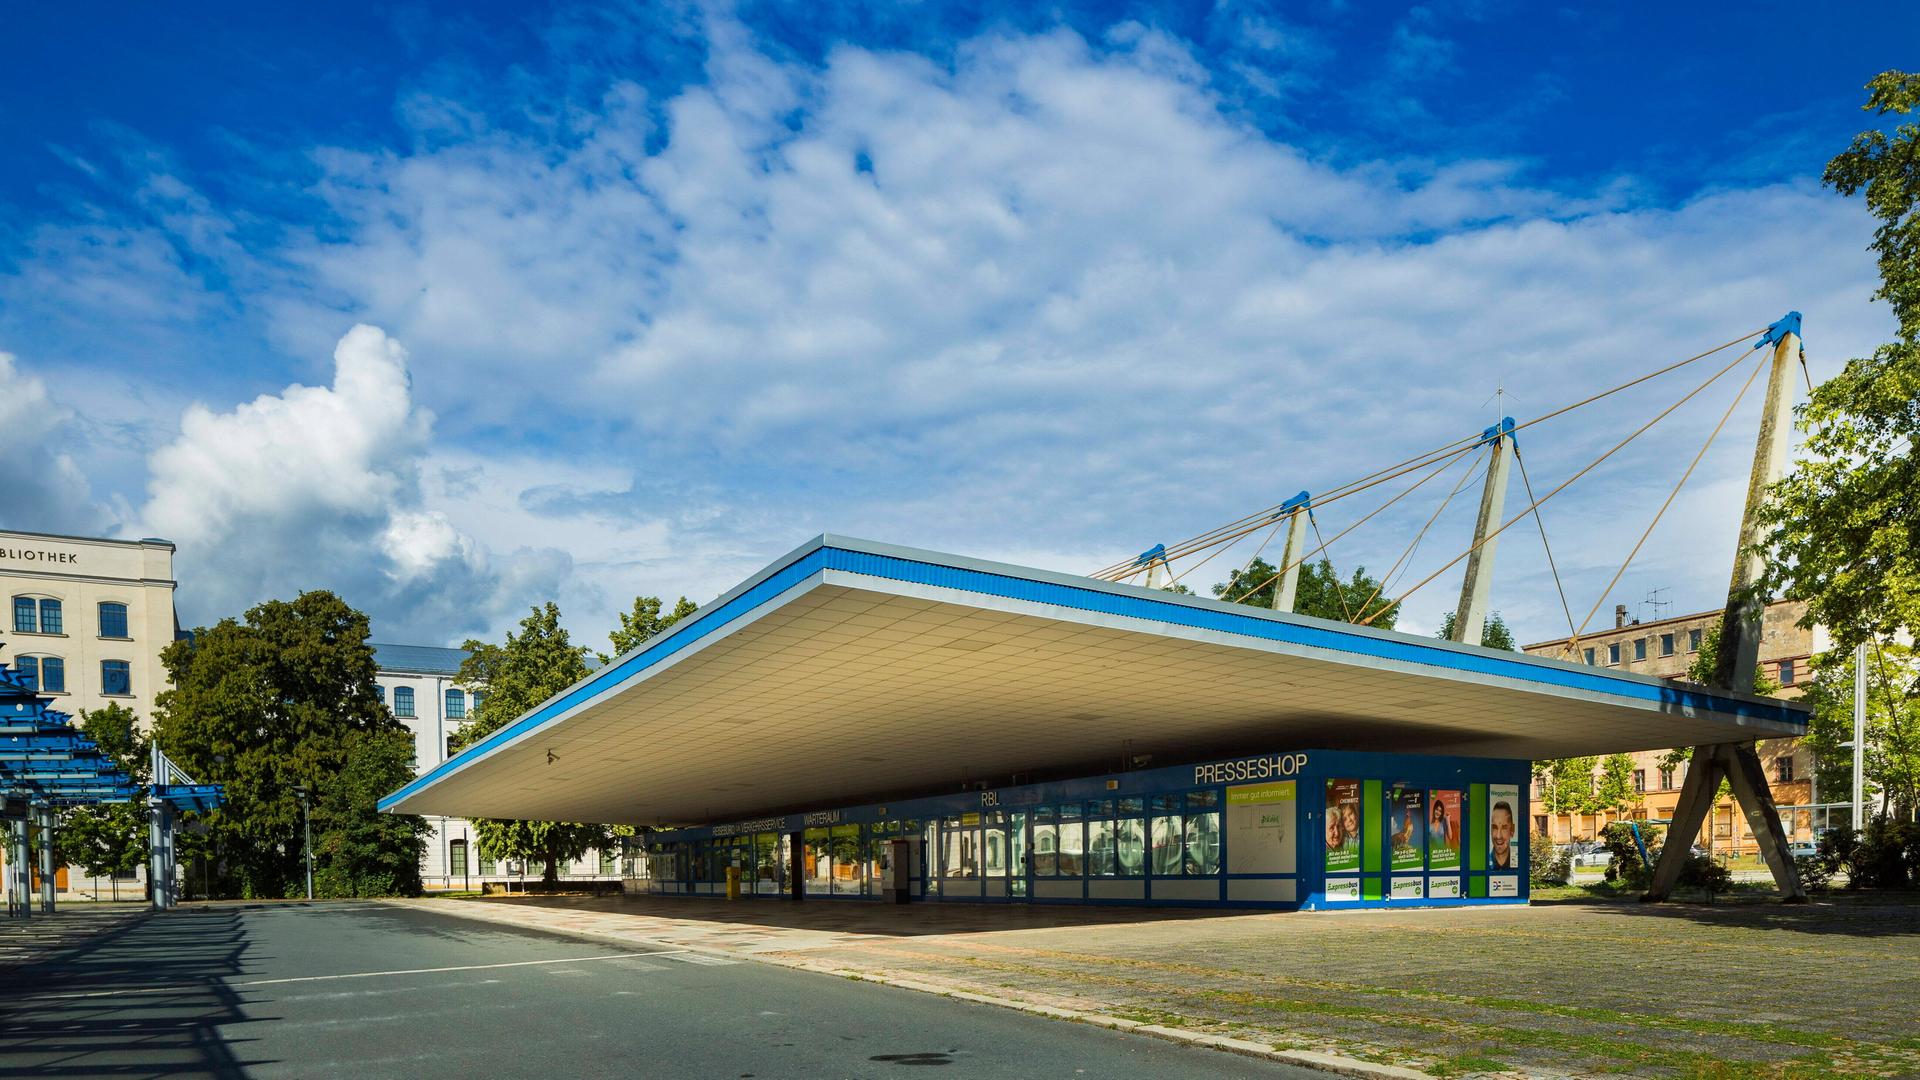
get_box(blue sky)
[1,1,1912,649]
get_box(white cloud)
[0,352,113,536]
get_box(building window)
[1633,639,1647,662]
[13,597,36,633]
[393,686,415,717]
[1689,628,1703,652]
[1583,647,1596,665]
[1779,659,1796,685]
[446,734,459,759]
[36,599,63,635]
[1632,770,1646,794]
[600,850,616,876]
[445,689,465,719]
[1608,643,1621,665]
[98,602,130,638]
[450,840,469,877]
[100,660,131,696]
[1661,633,1674,657]
[1659,767,1676,789]
[471,691,483,712]
[1776,757,1795,784]
[39,657,65,693]
[479,854,497,876]
[16,656,38,690]
[375,684,386,703]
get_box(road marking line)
[12,951,687,1001]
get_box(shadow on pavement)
[1540,889,1920,936]
[0,908,270,1078]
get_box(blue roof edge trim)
[379,536,1807,812]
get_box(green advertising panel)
[1324,778,1361,873]
[1468,783,1488,872]
[1428,789,1462,870]
[1362,780,1383,872]
[1388,784,1425,872]
[1226,781,1297,875]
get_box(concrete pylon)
[1450,418,1515,645]
[1272,492,1312,612]
[1645,312,1807,903]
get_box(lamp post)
[291,785,313,900]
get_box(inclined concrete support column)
[1450,418,1515,645]
[1647,313,1807,903]
[1272,492,1312,613]
[8,817,28,919]
[37,804,55,915]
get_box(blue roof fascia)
[381,536,1807,812]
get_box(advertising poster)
[1427,789,1462,870]
[1490,875,1520,897]
[1429,877,1462,898]
[1487,783,1522,872]
[1390,876,1425,899]
[1324,877,1361,902]
[1324,779,1361,873]
[1388,785,1425,871]
[1227,782,1297,874]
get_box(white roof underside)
[384,539,1804,827]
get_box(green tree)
[56,703,150,882]
[1531,756,1599,814]
[454,602,611,887]
[154,591,429,898]
[1435,610,1517,650]
[1797,643,1920,821]
[599,595,698,665]
[1684,620,1781,695]
[1593,753,1640,815]
[1212,556,1400,629]
[1760,71,1920,651]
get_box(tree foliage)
[1760,71,1920,650]
[1435,610,1517,650]
[56,703,150,879]
[1797,642,1920,820]
[599,595,697,665]
[1212,556,1400,629]
[455,602,610,887]
[154,591,429,898]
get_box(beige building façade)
[0,529,180,723]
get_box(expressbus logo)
[1192,753,1309,785]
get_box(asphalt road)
[0,902,1324,1079]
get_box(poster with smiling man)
[1487,783,1522,896]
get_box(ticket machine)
[883,837,917,904]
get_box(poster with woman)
[1427,789,1462,870]
[1324,779,1361,873]
[1388,786,1425,871]
[1487,783,1521,872]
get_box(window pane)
[1660,633,1674,656]
[101,660,131,696]
[394,686,415,716]
[1087,817,1116,876]
[1186,789,1220,809]
[1057,819,1085,877]
[16,656,37,690]
[12,597,34,633]
[41,657,64,693]
[1116,818,1146,877]
[1118,797,1144,815]
[1185,812,1221,875]
[445,734,458,759]
[450,842,468,876]
[38,599,62,635]
[983,826,1007,876]
[445,689,465,718]
[943,818,976,878]
[479,854,496,875]
[375,684,386,703]
[98,602,129,638]
[1151,815,1184,875]
[1032,822,1057,876]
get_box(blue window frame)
[394,686,416,717]
[471,691,484,712]
[98,602,129,638]
[375,684,386,703]
[13,597,35,633]
[16,656,37,690]
[40,657,65,693]
[445,689,465,719]
[101,660,131,696]
[38,599,62,635]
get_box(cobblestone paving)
[418,893,1920,1079]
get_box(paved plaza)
[408,892,1920,1079]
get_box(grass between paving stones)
[825,942,1916,1078]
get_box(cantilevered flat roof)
[380,535,1806,826]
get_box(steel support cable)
[1091,327,1764,581]
[1357,340,1765,626]
[1170,511,1287,595]
[1223,442,1480,605]
[1310,515,1357,622]
[1353,450,1486,621]
[1513,446,1580,650]
[1570,348,1769,642]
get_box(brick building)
[1520,599,1824,854]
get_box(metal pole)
[1853,640,1867,832]
[37,805,55,915]
[302,790,314,900]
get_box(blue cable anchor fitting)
[1269,491,1311,522]
[1131,543,1167,568]
[1753,310,1802,351]
[1473,416,1516,450]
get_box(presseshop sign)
[1191,753,1309,785]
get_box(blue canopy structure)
[0,660,223,916]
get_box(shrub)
[1529,829,1571,887]
[1600,822,1660,890]
[1850,820,1920,889]
[1794,852,1835,892]
[1678,853,1734,899]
